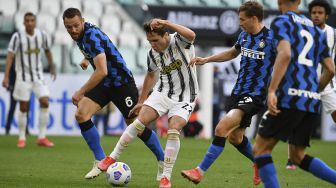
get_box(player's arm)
[80,58,90,70]
[267,40,291,115]
[138,71,157,104]
[151,19,196,42]
[77,53,108,95]
[319,57,335,91]
[2,51,15,89]
[189,46,240,66]
[45,48,56,80]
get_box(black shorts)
[225,94,265,128]
[85,79,139,119]
[258,108,319,147]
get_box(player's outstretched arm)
[79,58,90,70]
[319,57,335,91]
[45,49,56,81]
[151,19,196,42]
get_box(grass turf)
[0,135,335,188]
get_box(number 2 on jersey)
[298,30,313,67]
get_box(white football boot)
[84,160,102,179]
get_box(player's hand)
[150,19,166,30]
[2,77,9,89]
[128,103,143,118]
[80,59,89,70]
[189,57,208,67]
[72,90,84,107]
[50,63,56,81]
[267,91,280,116]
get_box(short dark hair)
[308,0,331,15]
[63,8,82,20]
[24,12,36,19]
[238,1,264,22]
[143,20,168,37]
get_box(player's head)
[277,0,301,13]
[24,12,36,34]
[143,19,170,52]
[309,0,331,27]
[63,8,85,41]
[238,1,263,33]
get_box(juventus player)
[98,18,198,188]
[2,12,56,148]
[253,0,336,187]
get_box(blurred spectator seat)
[136,47,149,72]
[143,0,160,5]
[83,0,103,17]
[204,0,226,7]
[54,30,74,47]
[222,0,241,8]
[119,32,139,48]
[160,0,183,6]
[40,0,61,16]
[100,14,121,36]
[182,0,204,6]
[0,0,17,16]
[18,0,39,14]
[0,16,15,34]
[118,46,142,74]
[36,13,56,35]
[61,0,82,11]
[14,12,25,31]
[82,13,100,26]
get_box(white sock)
[110,119,145,160]
[38,108,49,139]
[18,111,27,140]
[162,129,180,180]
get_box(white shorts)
[144,91,196,122]
[13,79,50,101]
[321,90,336,114]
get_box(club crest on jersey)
[259,39,265,48]
[160,59,183,74]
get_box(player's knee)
[289,152,304,165]
[19,103,29,112]
[228,134,241,145]
[75,110,89,122]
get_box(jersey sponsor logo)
[25,48,40,54]
[241,47,265,59]
[288,88,320,99]
[160,59,183,74]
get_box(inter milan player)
[253,0,336,187]
[62,8,164,179]
[180,1,275,186]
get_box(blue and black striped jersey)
[271,11,330,113]
[233,27,276,99]
[76,22,134,87]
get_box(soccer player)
[286,0,336,171]
[180,1,275,186]
[253,0,336,187]
[62,8,164,179]
[2,12,56,148]
[98,18,199,188]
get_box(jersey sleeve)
[271,16,290,44]
[174,32,194,49]
[7,32,19,53]
[83,30,105,58]
[234,32,243,52]
[147,49,159,72]
[320,33,331,59]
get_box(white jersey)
[8,28,50,82]
[320,24,336,94]
[147,33,199,103]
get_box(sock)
[162,129,180,179]
[199,136,226,172]
[110,119,145,160]
[18,111,27,140]
[255,154,280,188]
[233,136,254,162]
[138,127,164,161]
[79,120,105,160]
[38,108,49,139]
[299,155,336,184]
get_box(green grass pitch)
[0,135,335,187]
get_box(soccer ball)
[106,162,132,186]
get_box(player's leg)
[181,108,242,184]
[321,91,336,123]
[229,128,254,162]
[76,96,105,178]
[286,145,296,170]
[289,112,336,185]
[99,105,160,170]
[5,90,17,134]
[13,80,31,148]
[253,134,279,188]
